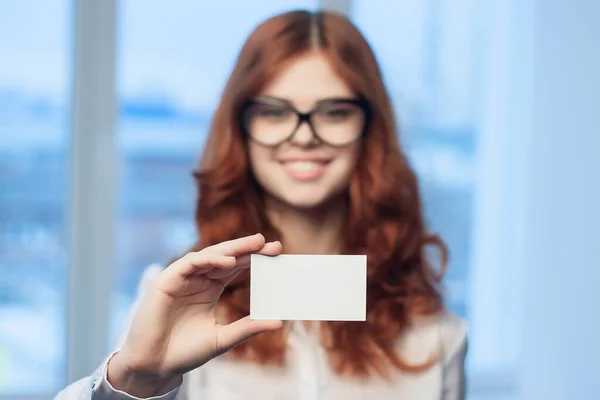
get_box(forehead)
[259,51,354,110]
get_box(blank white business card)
[250,254,367,321]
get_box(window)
[0,0,71,394]
[110,0,319,349]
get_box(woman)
[56,9,467,400]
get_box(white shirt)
[54,265,468,400]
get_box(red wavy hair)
[190,10,448,378]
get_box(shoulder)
[123,264,163,311]
[137,263,164,293]
[111,264,165,349]
[399,310,468,365]
[435,311,468,364]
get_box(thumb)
[215,316,283,356]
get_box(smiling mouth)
[279,159,330,181]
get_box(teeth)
[284,161,323,171]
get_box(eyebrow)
[253,95,361,108]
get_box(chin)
[258,174,350,211]
[275,184,349,210]
[279,193,330,210]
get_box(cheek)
[248,144,277,183]
[334,145,361,180]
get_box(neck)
[265,196,347,255]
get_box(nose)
[289,120,319,147]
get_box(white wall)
[518,0,600,399]
[469,0,531,375]
[471,0,600,398]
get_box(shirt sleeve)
[52,353,182,400]
[92,352,182,400]
[440,314,468,400]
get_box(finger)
[225,240,283,271]
[215,316,283,356]
[206,241,282,280]
[207,233,266,258]
[168,252,237,278]
[215,268,245,287]
[256,240,283,256]
[234,240,283,269]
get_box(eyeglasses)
[241,96,370,147]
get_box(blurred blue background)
[1,1,599,399]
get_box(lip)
[278,157,331,163]
[278,158,331,181]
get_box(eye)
[319,105,357,121]
[327,108,352,118]
[252,104,291,120]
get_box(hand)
[107,234,283,397]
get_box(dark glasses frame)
[240,96,372,148]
